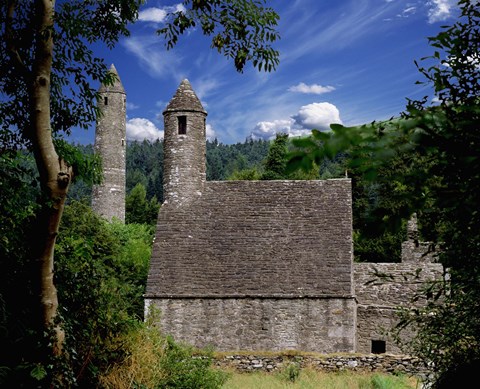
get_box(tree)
[261,132,289,179]
[0,0,280,379]
[126,183,160,226]
[288,1,479,386]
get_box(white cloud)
[138,4,186,24]
[206,123,216,140]
[288,82,335,95]
[138,7,167,23]
[427,0,456,23]
[250,102,343,140]
[251,119,295,140]
[292,102,342,131]
[127,118,164,141]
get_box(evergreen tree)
[126,183,160,226]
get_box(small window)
[178,116,187,135]
[104,96,108,105]
[371,340,386,354]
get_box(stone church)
[94,71,443,355]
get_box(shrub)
[99,318,229,389]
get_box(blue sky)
[71,0,460,145]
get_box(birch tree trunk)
[30,0,69,357]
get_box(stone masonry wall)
[148,297,357,353]
[162,111,206,207]
[354,262,444,354]
[92,77,126,222]
[214,353,429,379]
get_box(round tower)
[163,79,207,206]
[92,64,127,222]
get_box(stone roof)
[146,179,353,298]
[98,64,125,94]
[163,79,207,114]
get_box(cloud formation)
[292,102,342,130]
[250,102,342,140]
[138,4,186,24]
[288,82,335,95]
[427,0,456,23]
[127,118,164,141]
[122,35,182,79]
[206,123,216,140]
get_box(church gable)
[146,178,353,299]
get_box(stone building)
[92,64,127,222]
[145,79,443,355]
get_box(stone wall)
[148,297,356,353]
[92,64,126,222]
[214,353,428,378]
[354,262,444,354]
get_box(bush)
[54,201,154,386]
[99,317,229,389]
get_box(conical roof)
[99,64,125,93]
[164,79,206,114]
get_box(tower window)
[371,340,386,354]
[104,96,108,105]
[178,116,187,135]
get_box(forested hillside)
[70,138,272,203]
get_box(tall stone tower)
[163,79,207,206]
[92,64,127,222]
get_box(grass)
[221,368,421,389]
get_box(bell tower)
[162,79,207,206]
[92,64,127,221]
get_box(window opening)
[104,96,108,105]
[371,340,386,354]
[178,116,187,135]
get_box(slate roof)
[164,79,207,114]
[146,178,353,299]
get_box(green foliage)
[367,373,415,389]
[99,318,228,389]
[0,1,143,144]
[159,337,228,389]
[126,183,161,226]
[53,201,153,386]
[278,361,301,383]
[228,167,262,180]
[207,138,270,180]
[261,132,289,179]
[53,139,102,185]
[126,139,164,202]
[158,0,280,73]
